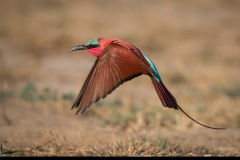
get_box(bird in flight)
[69,38,225,130]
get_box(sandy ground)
[1,97,240,154]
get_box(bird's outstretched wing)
[72,41,153,114]
[71,40,226,130]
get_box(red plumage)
[70,38,225,130]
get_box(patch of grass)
[20,83,38,102]
[38,87,57,101]
[97,102,179,129]
[1,134,237,156]
[0,89,14,100]
[222,87,240,99]
[99,111,136,127]
[20,83,57,102]
[4,138,231,157]
[0,144,21,156]
[62,92,75,102]
[155,137,169,150]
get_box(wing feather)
[73,41,153,114]
[71,59,98,109]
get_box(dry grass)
[0,0,240,157]
[1,139,236,157]
[1,125,239,156]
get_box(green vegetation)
[20,83,57,102]
[20,83,38,102]
[0,90,14,100]
[0,144,21,156]
[222,87,240,99]
[62,93,75,102]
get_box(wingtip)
[75,109,80,115]
[74,106,85,115]
[71,105,75,110]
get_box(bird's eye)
[87,44,95,49]
[87,44,100,49]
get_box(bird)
[69,38,225,130]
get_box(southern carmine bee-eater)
[69,38,225,130]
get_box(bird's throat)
[87,48,103,57]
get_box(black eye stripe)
[87,44,100,49]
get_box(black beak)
[68,44,87,52]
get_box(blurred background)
[0,0,240,155]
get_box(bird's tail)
[151,77,225,130]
